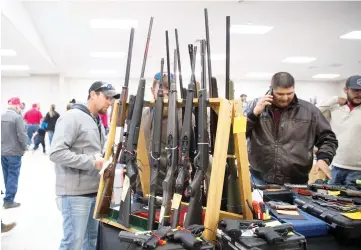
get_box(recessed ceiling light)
[90,19,138,29]
[89,69,117,75]
[230,25,273,34]
[282,57,316,63]
[312,74,340,79]
[340,31,361,40]
[90,52,125,58]
[196,54,226,61]
[0,49,17,57]
[1,65,30,71]
[245,72,273,78]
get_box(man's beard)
[347,93,361,106]
[98,107,108,114]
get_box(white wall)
[1,75,345,115]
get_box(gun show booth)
[93,7,361,250]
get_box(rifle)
[159,30,179,227]
[175,29,185,99]
[225,16,242,214]
[97,27,135,216]
[309,183,361,197]
[204,8,218,154]
[118,17,154,228]
[184,40,209,227]
[147,58,165,230]
[171,68,196,228]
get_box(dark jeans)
[1,155,22,203]
[328,166,361,186]
[34,135,46,153]
[27,124,39,145]
[249,168,266,185]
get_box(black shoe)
[3,202,21,209]
[1,222,16,233]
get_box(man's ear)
[343,87,348,94]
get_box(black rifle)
[204,8,218,154]
[184,40,209,227]
[147,58,165,230]
[175,29,185,99]
[118,17,154,228]
[225,16,242,214]
[309,183,361,197]
[158,30,179,227]
[97,27,135,216]
[171,75,195,228]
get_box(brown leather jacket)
[246,96,338,184]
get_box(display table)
[97,222,361,250]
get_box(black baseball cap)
[89,81,120,99]
[345,75,361,90]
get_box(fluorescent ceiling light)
[89,69,117,75]
[90,19,138,29]
[230,25,273,34]
[90,52,125,58]
[0,49,17,57]
[245,72,273,78]
[1,65,30,71]
[340,31,361,40]
[312,74,340,79]
[282,57,316,63]
[196,54,225,61]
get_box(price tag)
[233,116,247,134]
[171,193,182,210]
[121,176,130,202]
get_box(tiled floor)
[1,149,63,249]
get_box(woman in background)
[44,104,60,145]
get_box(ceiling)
[1,0,361,81]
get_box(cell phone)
[266,86,273,96]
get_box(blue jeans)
[27,124,39,145]
[56,196,99,250]
[1,155,22,203]
[48,131,54,145]
[328,166,361,186]
[250,168,266,185]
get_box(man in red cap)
[1,97,27,209]
[24,103,43,146]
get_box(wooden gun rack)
[94,98,252,241]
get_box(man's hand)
[94,154,104,171]
[314,160,332,179]
[253,95,273,116]
[338,97,347,106]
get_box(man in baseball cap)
[319,75,361,185]
[1,97,27,209]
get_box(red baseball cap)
[32,103,37,108]
[8,97,21,105]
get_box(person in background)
[24,103,43,146]
[319,75,361,185]
[245,72,338,185]
[31,121,48,154]
[44,104,60,145]
[240,94,248,115]
[20,102,26,115]
[49,81,119,250]
[1,97,27,209]
[98,113,109,135]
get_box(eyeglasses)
[154,72,175,80]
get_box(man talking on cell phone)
[245,72,338,185]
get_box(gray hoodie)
[49,104,106,196]
[1,107,27,156]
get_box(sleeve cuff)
[316,152,333,165]
[247,110,259,121]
